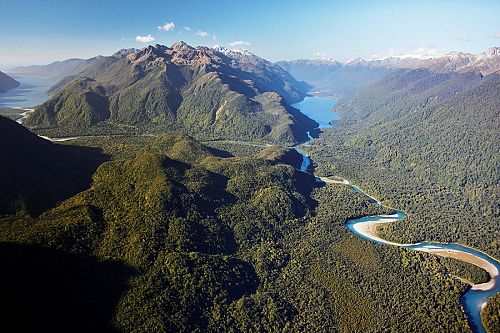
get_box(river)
[291,96,500,333]
[7,82,499,332]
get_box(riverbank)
[416,247,499,291]
[292,95,499,333]
[346,208,499,291]
[320,175,499,333]
[15,108,34,124]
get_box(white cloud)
[315,51,328,58]
[158,22,175,31]
[397,45,441,59]
[456,36,471,42]
[369,46,442,60]
[368,54,381,60]
[212,35,218,41]
[196,30,209,37]
[228,40,250,47]
[135,34,155,43]
[184,26,191,31]
[493,32,500,39]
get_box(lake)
[293,95,500,333]
[0,74,52,108]
[292,96,339,128]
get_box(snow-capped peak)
[213,45,253,57]
[484,47,500,57]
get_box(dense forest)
[307,70,499,258]
[0,115,483,332]
[482,293,500,333]
[303,69,499,330]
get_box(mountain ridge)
[0,71,20,93]
[277,47,499,97]
[24,42,317,145]
[356,47,500,75]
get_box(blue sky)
[0,0,499,67]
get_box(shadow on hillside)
[0,242,135,333]
[205,146,233,158]
[0,139,110,217]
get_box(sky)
[0,0,499,67]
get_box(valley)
[0,40,498,333]
[6,88,498,332]
[290,97,500,333]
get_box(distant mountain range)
[9,58,95,82]
[277,47,500,96]
[22,42,317,144]
[352,47,500,75]
[277,59,393,97]
[0,71,20,93]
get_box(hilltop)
[22,42,317,144]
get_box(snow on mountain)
[345,47,500,74]
[212,45,253,57]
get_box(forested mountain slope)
[24,42,316,144]
[0,115,478,332]
[306,70,500,257]
[0,116,107,216]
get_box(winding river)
[9,89,499,332]
[292,96,500,333]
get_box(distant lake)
[0,74,52,108]
[292,96,339,128]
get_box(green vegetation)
[0,116,108,216]
[203,140,265,157]
[438,257,490,284]
[303,69,499,330]
[25,43,317,145]
[307,71,500,258]
[0,115,478,332]
[481,293,500,333]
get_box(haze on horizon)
[0,0,499,68]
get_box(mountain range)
[277,59,393,96]
[278,47,500,97]
[21,42,316,144]
[357,47,500,75]
[9,58,97,83]
[0,71,20,93]
[1,42,500,333]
